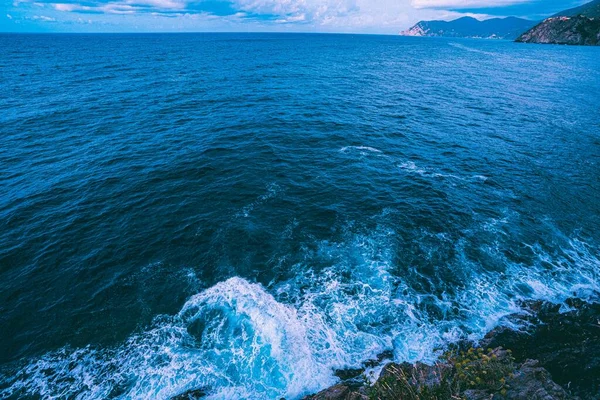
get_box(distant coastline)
[401,0,600,46]
[399,17,536,40]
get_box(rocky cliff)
[516,0,600,45]
[169,299,600,399]
[303,299,600,400]
[516,16,600,45]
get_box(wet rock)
[368,360,461,399]
[169,388,206,400]
[308,347,576,400]
[379,361,453,389]
[484,299,600,399]
[503,359,573,400]
[306,298,599,400]
[303,384,366,400]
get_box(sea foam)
[1,227,598,400]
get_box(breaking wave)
[1,224,598,400]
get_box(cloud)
[129,0,186,10]
[8,0,542,32]
[52,2,140,14]
[7,13,14,19]
[19,0,530,21]
[31,0,362,20]
[37,0,188,15]
[31,14,56,20]
[411,0,532,9]
[51,3,78,11]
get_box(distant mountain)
[517,0,600,45]
[399,16,537,40]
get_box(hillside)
[517,0,600,45]
[400,16,536,40]
[516,15,600,45]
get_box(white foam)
[339,146,383,154]
[398,160,489,183]
[448,42,499,56]
[1,226,598,400]
[237,182,282,218]
[340,146,488,184]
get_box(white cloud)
[52,3,76,11]
[52,2,139,14]
[231,0,360,24]
[411,0,532,9]
[32,14,56,21]
[16,0,529,32]
[125,0,186,10]
[6,13,13,19]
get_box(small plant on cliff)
[445,347,515,396]
[366,347,516,400]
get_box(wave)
[339,146,384,154]
[398,160,488,182]
[236,183,282,218]
[339,146,488,183]
[1,225,599,399]
[448,42,499,56]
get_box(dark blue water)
[1,33,599,399]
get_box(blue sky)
[0,0,588,33]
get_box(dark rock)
[169,388,206,400]
[331,350,395,390]
[379,361,452,389]
[462,389,496,400]
[484,299,600,399]
[302,384,366,400]
[504,359,573,400]
[334,368,363,382]
[306,299,599,400]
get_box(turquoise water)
[1,33,599,399]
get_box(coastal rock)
[378,362,453,390]
[306,297,600,400]
[484,299,600,399]
[516,16,600,45]
[169,388,206,399]
[371,354,572,400]
[516,0,600,45]
[503,359,573,400]
[302,384,366,400]
[367,360,460,399]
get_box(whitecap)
[2,227,599,400]
[339,146,383,154]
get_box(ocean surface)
[1,33,599,399]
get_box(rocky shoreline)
[170,298,600,400]
[516,16,600,46]
[305,299,600,400]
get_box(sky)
[0,0,589,33]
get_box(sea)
[0,33,599,399]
